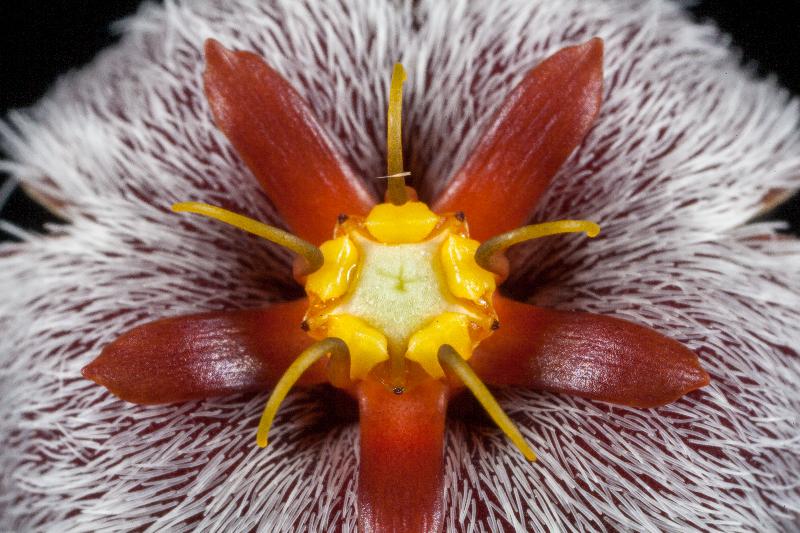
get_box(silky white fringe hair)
[1,0,800,531]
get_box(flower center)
[338,232,467,352]
[169,59,595,460]
[303,201,497,381]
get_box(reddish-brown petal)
[357,375,448,533]
[432,39,604,241]
[82,299,322,404]
[470,296,710,408]
[203,39,376,244]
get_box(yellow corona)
[304,200,497,383]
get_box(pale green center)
[336,232,470,354]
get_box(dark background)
[1,1,798,239]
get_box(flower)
[2,1,800,531]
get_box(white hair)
[1,0,799,531]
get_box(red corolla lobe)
[471,296,710,408]
[433,38,604,241]
[357,375,448,533]
[203,39,377,245]
[82,299,323,404]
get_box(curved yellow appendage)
[475,220,600,274]
[172,202,323,274]
[438,345,536,461]
[386,63,408,205]
[256,338,348,448]
[326,344,353,390]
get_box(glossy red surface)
[82,299,321,404]
[203,39,376,244]
[471,296,710,408]
[432,38,604,241]
[357,376,448,533]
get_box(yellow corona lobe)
[441,234,496,302]
[365,202,440,243]
[324,315,389,380]
[305,235,358,301]
[406,312,474,378]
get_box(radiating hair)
[1,0,799,530]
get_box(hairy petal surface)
[445,230,800,531]
[1,0,799,531]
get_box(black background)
[1,1,798,238]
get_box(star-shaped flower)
[1,1,799,531]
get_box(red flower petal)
[203,39,376,244]
[357,375,448,533]
[82,299,322,404]
[470,296,710,408]
[432,39,604,241]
